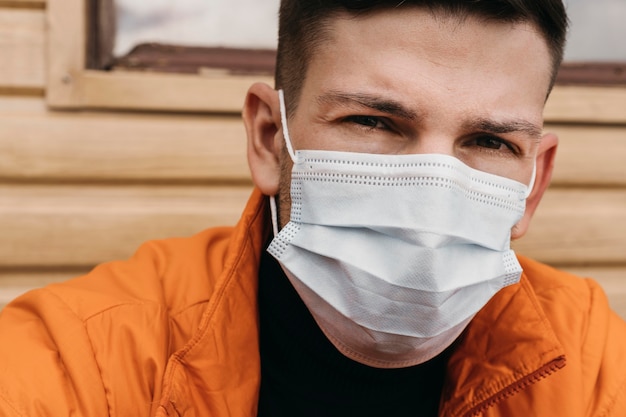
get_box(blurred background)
[0,0,625,316]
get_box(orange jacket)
[1,188,625,417]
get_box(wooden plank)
[0,110,251,182]
[563,267,626,320]
[46,0,86,106]
[0,184,253,267]
[0,95,46,113]
[545,86,626,124]
[0,271,84,310]
[547,124,626,186]
[77,70,272,113]
[512,189,626,265]
[0,0,45,9]
[0,8,45,90]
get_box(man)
[0,1,625,416]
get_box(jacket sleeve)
[0,287,110,416]
[0,254,172,417]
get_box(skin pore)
[244,6,559,239]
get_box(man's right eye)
[344,115,388,130]
[475,135,509,150]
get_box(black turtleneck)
[257,249,451,417]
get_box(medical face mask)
[267,90,534,368]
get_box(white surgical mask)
[267,90,533,368]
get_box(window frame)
[46,0,272,113]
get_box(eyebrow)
[316,91,420,121]
[466,118,543,140]
[316,91,542,140]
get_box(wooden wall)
[1,0,625,320]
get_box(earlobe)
[242,82,283,196]
[511,132,559,240]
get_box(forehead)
[301,7,553,113]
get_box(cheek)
[463,156,535,185]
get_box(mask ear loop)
[278,89,297,162]
[269,195,279,237]
[270,89,298,237]
[524,163,537,199]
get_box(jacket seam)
[171,201,265,362]
[533,280,592,365]
[456,348,564,415]
[172,244,248,360]
[42,287,113,417]
[155,195,266,410]
[45,283,159,323]
[142,234,229,319]
[169,299,210,320]
[454,276,566,415]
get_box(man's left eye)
[345,115,387,129]
[475,136,509,150]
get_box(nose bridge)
[401,100,460,156]
[407,131,456,156]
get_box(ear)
[242,82,283,196]
[511,132,559,240]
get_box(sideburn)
[277,143,294,230]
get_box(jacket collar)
[160,189,271,416]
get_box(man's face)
[275,7,554,228]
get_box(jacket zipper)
[462,355,567,417]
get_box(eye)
[473,135,518,154]
[344,115,388,130]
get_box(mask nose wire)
[278,89,297,162]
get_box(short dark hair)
[275,0,568,113]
